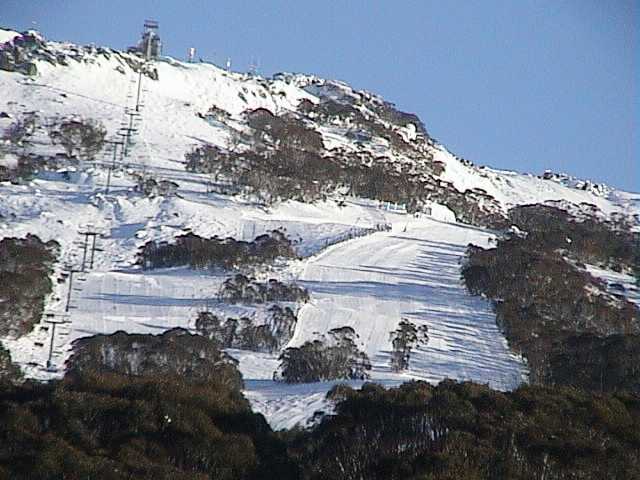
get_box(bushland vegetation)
[546,333,640,392]
[275,327,371,383]
[508,203,639,271]
[0,235,59,338]
[291,380,640,480]
[2,372,637,480]
[1,113,107,182]
[196,306,298,354]
[136,230,296,271]
[0,328,298,480]
[218,274,309,304]
[1,114,46,181]
[185,107,508,226]
[462,204,640,392]
[67,328,243,389]
[133,174,179,197]
[47,116,106,161]
[2,325,639,479]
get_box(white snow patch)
[0,29,20,45]
[585,264,640,308]
[0,151,19,169]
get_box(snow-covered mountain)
[0,28,637,428]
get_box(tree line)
[462,204,640,393]
[290,380,640,480]
[0,328,298,480]
[1,329,639,479]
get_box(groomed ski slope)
[243,214,527,429]
[296,217,525,387]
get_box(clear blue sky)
[2,0,637,191]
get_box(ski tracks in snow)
[292,218,527,390]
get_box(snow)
[0,30,636,429]
[244,379,374,430]
[433,144,635,216]
[292,217,526,389]
[0,151,19,168]
[585,264,640,308]
[0,29,20,46]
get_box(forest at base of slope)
[1,328,639,480]
[462,203,640,393]
[0,328,298,480]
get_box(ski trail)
[292,218,527,390]
[243,218,527,430]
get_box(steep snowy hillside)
[0,29,636,428]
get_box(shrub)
[133,174,179,197]
[195,305,298,353]
[2,113,37,146]
[0,152,52,182]
[0,235,59,338]
[371,100,430,138]
[276,327,371,383]
[199,104,231,123]
[48,117,106,160]
[137,231,296,271]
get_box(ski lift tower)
[132,20,161,112]
[140,20,162,60]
